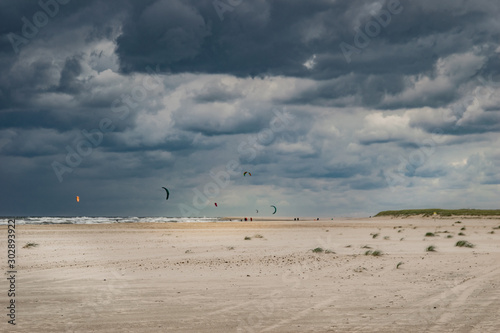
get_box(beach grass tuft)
[365,250,383,256]
[371,233,379,239]
[312,247,324,253]
[426,245,437,252]
[455,240,474,248]
[458,232,466,236]
[23,242,38,248]
[425,232,435,237]
[244,236,251,240]
[396,261,404,269]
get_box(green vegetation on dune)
[375,209,500,217]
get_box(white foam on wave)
[0,216,222,225]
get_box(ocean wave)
[0,216,223,225]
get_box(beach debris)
[270,205,277,214]
[243,171,252,176]
[161,187,169,200]
[76,196,79,202]
[214,202,218,207]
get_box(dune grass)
[455,240,474,248]
[426,245,437,252]
[365,250,383,256]
[375,209,500,217]
[23,242,38,248]
[312,247,324,253]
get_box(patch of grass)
[446,235,453,238]
[425,232,435,237]
[375,209,500,217]
[365,250,383,256]
[398,229,403,233]
[426,245,437,252]
[361,245,372,249]
[371,233,379,239]
[253,234,264,238]
[455,221,462,224]
[455,240,474,248]
[23,242,38,248]
[396,262,404,269]
[458,232,466,236]
[460,227,466,231]
[312,247,324,253]
[244,236,251,240]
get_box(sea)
[0,216,229,225]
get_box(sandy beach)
[3,216,500,332]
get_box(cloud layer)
[0,0,499,216]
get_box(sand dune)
[4,217,500,332]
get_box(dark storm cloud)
[57,56,83,94]
[114,0,499,79]
[1,0,500,216]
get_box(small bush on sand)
[23,242,38,248]
[426,245,437,252]
[396,262,404,269]
[455,240,474,248]
[312,247,324,253]
[458,232,466,236]
[446,235,453,238]
[371,233,379,239]
[244,236,251,240]
[425,232,435,237]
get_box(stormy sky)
[1,0,499,217]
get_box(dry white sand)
[3,216,500,332]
